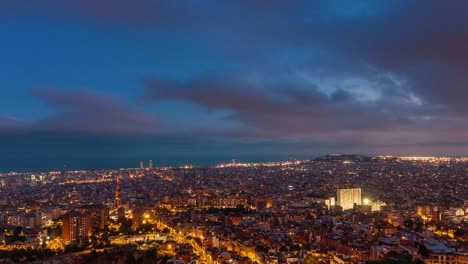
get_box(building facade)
[337,188,362,210]
[62,210,92,245]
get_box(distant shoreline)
[2,154,467,174]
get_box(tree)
[90,233,98,248]
[454,229,466,237]
[290,244,301,251]
[255,245,270,252]
[12,227,25,242]
[143,248,158,264]
[415,221,424,232]
[119,219,134,234]
[404,219,414,230]
[162,228,170,235]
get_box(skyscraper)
[62,210,92,245]
[149,160,153,169]
[337,188,362,210]
[139,160,144,169]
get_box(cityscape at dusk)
[0,1,467,264]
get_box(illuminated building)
[62,210,92,245]
[325,197,336,209]
[131,207,144,230]
[149,160,153,169]
[80,205,109,229]
[419,240,455,264]
[140,160,144,169]
[371,200,387,212]
[337,188,362,210]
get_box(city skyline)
[1,1,468,168]
[0,2,467,263]
[0,155,465,263]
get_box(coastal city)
[0,155,466,264]
[3,0,468,263]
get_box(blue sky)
[1,0,468,170]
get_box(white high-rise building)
[139,160,144,169]
[149,160,153,169]
[337,188,362,210]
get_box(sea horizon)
[0,153,320,173]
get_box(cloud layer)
[1,0,468,154]
[7,88,160,135]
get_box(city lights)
[363,198,370,205]
[1,1,467,263]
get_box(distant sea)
[0,153,317,173]
[0,133,321,172]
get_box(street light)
[363,198,371,205]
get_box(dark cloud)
[0,116,26,131]
[0,0,217,29]
[341,1,468,68]
[299,1,468,117]
[142,74,423,140]
[405,64,468,115]
[29,88,160,135]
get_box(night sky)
[1,1,468,171]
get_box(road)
[158,223,214,264]
[110,233,166,246]
[232,241,264,264]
